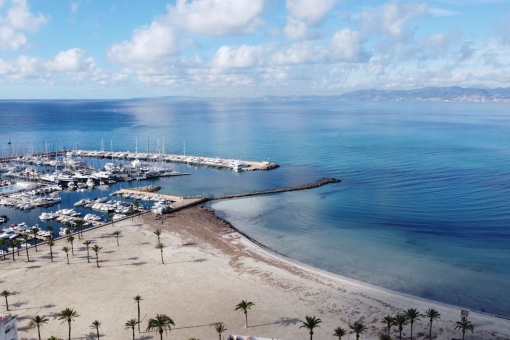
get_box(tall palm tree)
[29,315,49,340]
[46,226,54,239]
[91,245,102,267]
[62,246,70,265]
[125,319,138,340]
[153,229,162,243]
[454,320,474,340]
[155,243,165,264]
[134,295,143,332]
[47,237,55,262]
[333,326,347,339]
[300,315,322,340]
[108,212,115,227]
[9,240,16,260]
[74,219,84,238]
[83,240,92,263]
[349,321,367,340]
[22,233,30,262]
[11,239,20,256]
[57,308,80,340]
[113,230,121,246]
[394,314,409,340]
[0,239,6,260]
[1,290,11,311]
[235,300,255,328]
[63,221,72,236]
[404,309,421,340]
[146,314,175,340]
[424,308,441,339]
[67,236,75,255]
[31,227,39,251]
[90,320,101,340]
[382,315,396,336]
[129,205,134,220]
[215,323,227,340]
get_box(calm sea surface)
[1,99,510,317]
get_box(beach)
[1,206,509,340]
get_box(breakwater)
[212,178,341,200]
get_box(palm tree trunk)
[68,321,71,340]
[50,248,53,262]
[429,321,432,339]
[132,327,135,340]
[87,248,90,263]
[245,312,248,328]
[137,304,140,332]
[462,330,465,340]
[66,254,69,264]
[97,328,99,339]
[309,330,312,340]
[25,246,29,262]
[159,329,163,340]
[37,325,41,340]
[356,334,359,340]
[160,250,164,264]
[411,323,413,340]
[116,237,119,246]
[399,330,402,340]
[34,238,37,251]
[12,249,15,261]
[96,255,99,267]
[4,297,8,311]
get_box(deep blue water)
[1,99,510,317]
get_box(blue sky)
[0,0,509,98]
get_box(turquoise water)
[1,99,510,317]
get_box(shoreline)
[1,206,509,340]
[205,205,510,322]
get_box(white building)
[0,314,17,340]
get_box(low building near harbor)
[227,335,282,340]
[0,314,18,340]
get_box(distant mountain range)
[337,86,510,102]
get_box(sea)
[1,98,510,318]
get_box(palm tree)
[108,212,115,227]
[46,226,53,239]
[67,235,75,255]
[47,237,55,262]
[155,243,165,264]
[146,314,175,340]
[349,321,367,340]
[379,334,393,340]
[9,240,16,260]
[129,205,134,220]
[47,336,63,340]
[22,233,30,262]
[113,230,121,246]
[333,326,347,339]
[31,227,39,251]
[300,315,322,340]
[29,315,49,340]
[1,290,11,311]
[215,323,227,340]
[382,315,396,336]
[125,319,138,340]
[62,246,70,264]
[91,245,102,267]
[235,300,255,328]
[134,295,143,332]
[404,309,421,340]
[63,221,72,236]
[74,219,84,238]
[394,314,409,340]
[90,320,101,340]
[0,239,6,260]
[11,239,20,256]
[153,229,162,243]
[83,240,92,263]
[454,320,474,340]
[424,308,441,339]
[57,308,80,340]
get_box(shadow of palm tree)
[26,265,41,269]
[277,317,301,327]
[174,321,223,330]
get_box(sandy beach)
[1,206,509,340]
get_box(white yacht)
[86,178,95,188]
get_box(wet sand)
[1,207,509,340]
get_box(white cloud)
[46,48,88,72]
[166,0,265,36]
[360,2,428,41]
[107,21,177,65]
[211,44,272,68]
[328,29,368,62]
[0,0,48,50]
[283,0,335,40]
[71,2,79,14]
[286,0,334,25]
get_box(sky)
[0,0,510,99]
